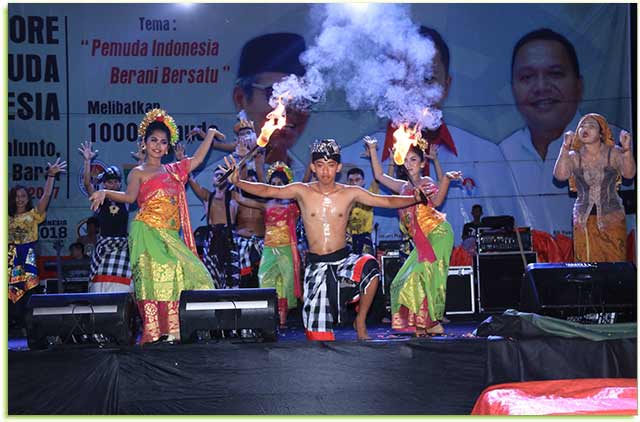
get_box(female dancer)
[553,113,636,261]
[9,158,66,326]
[234,161,301,328]
[364,136,461,336]
[89,109,218,344]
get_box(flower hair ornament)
[266,161,294,184]
[138,108,179,145]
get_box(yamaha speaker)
[25,292,136,350]
[520,262,637,320]
[179,288,278,343]
[477,252,537,312]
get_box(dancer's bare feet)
[354,318,370,340]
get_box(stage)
[8,315,637,415]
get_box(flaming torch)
[257,96,287,147]
[391,109,435,202]
[392,123,422,165]
[392,108,434,165]
[217,96,288,185]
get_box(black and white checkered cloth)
[90,236,131,281]
[302,249,380,335]
[235,234,264,274]
[202,224,240,289]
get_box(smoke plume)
[271,3,443,130]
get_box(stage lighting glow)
[348,3,370,11]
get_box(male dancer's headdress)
[266,161,294,185]
[233,110,255,134]
[98,166,122,183]
[311,138,341,163]
[138,108,179,145]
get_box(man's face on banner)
[424,50,451,108]
[235,71,310,153]
[511,39,583,134]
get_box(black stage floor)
[8,315,637,415]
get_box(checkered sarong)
[89,236,132,293]
[235,234,264,276]
[303,248,380,340]
[202,224,239,289]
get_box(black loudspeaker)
[25,292,136,349]
[179,288,278,343]
[381,254,405,296]
[520,262,637,319]
[477,252,537,312]
[445,266,475,315]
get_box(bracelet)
[47,174,55,178]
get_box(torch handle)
[216,144,262,186]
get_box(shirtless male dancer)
[223,138,427,340]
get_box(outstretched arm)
[188,177,211,202]
[254,149,266,183]
[431,171,462,207]
[188,128,226,173]
[223,155,302,201]
[553,131,574,182]
[232,191,267,211]
[176,144,212,202]
[78,141,97,196]
[89,167,142,210]
[362,136,405,193]
[186,127,236,152]
[352,185,420,209]
[37,157,67,214]
[426,144,443,182]
[618,130,636,179]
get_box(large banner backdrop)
[8,3,634,255]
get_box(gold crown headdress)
[233,110,255,134]
[266,161,294,184]
[138,109,179,145]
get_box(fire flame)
[392,108,432,165]
[257,96,287,147]
[392,123,421,165]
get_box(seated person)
[63,242,91,282]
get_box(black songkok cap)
[237,33,306,79]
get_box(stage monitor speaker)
[477,252,537,312]
[520,262,637,319]
[445,266,475,315]
[381,254,405,296]
[179,288,278,343]
[25,292,136,350]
